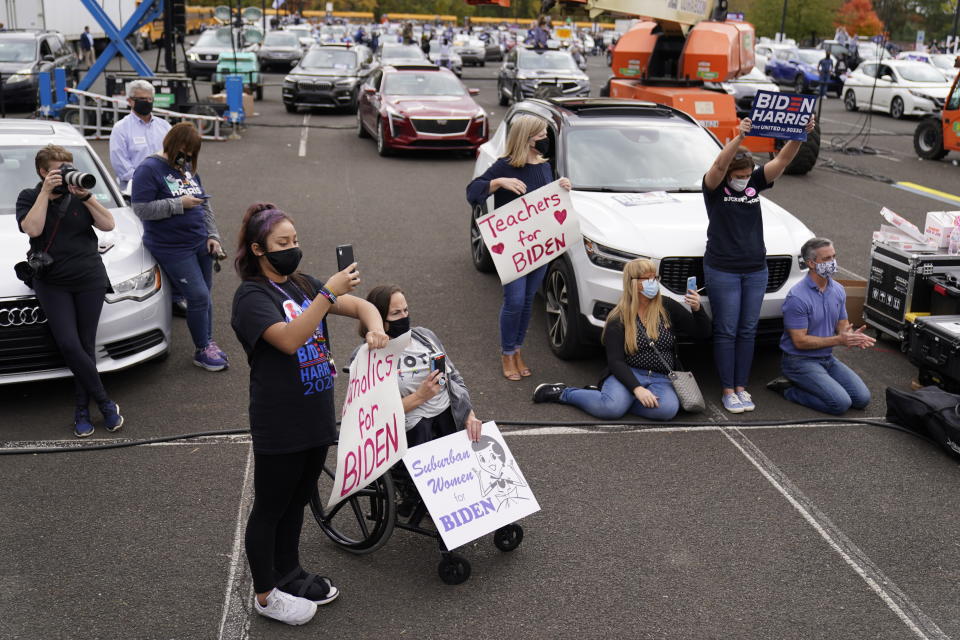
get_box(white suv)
[0,120,171,384]
[469,99,815,359]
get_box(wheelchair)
[309,461,524,585]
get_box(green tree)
[746,0,843,42]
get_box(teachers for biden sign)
[477,180,580,285]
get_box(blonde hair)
[602,258,670,352]
[502,114,547,168]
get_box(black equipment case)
[863,241,960,342]
[908,314,960,392]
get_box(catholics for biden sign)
[748,90,817,141]
[402,422,540,550]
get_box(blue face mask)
[640,278,660,299]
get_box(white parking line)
[820,115,897,135]
[217,447,255,640]
[298,113,311,157]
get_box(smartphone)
[430,353,446,386]
[336,244,355,273]
[687,276,697,293]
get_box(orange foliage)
[834,0,884,36]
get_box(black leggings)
[245,446,327,594]
[33,280,108,408]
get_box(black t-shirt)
[15,184,110,292]
[231,275,337,455]
[702,166,772,273]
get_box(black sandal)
[277,568,340,605]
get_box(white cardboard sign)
[402,421,540,550]
[477,180,580,284]
[327,332,411,510]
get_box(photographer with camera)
[131,122,228,371]
[15,144,123,438]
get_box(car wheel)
[843,89,858,112]
[470,202,495,273]
[376,118,391,156]
[285,102,297,113]
[187,104,219,136]
[480,60,486,67]
[356,111,369,138]
[544,258,589,360]
[794,74,808,93]
[914,117,948,160]
[784,119,821,175]
[890,96,905,120]
[511,83,521,104]
[255,84,264,101]
[498,82,509,107]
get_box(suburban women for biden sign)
[477,180,580,284]
[748,90,816,141]
[327,332,411,509]
[402,422,540,550]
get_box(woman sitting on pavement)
[466,113,572,381]
[131,122,228,371]
[533,258,711,421]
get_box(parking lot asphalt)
[2,52,960,639]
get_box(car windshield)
[264,32,298,47]
[858,44,889,60]
[382,45,423,59]
[898,64,946,82]
[0,145,120,215]
[565,125,720,191]
[738,67,768,81]
[796,50,823,65]
[384,72,464,96]
[0,40,36,63]
[931,54,958,71]
[195,29,235,47]
[519,50,578,71]
[302,49,356,69]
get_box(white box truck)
[0,0,140,47]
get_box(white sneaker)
[254,589,317,626]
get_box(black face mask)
[534,138,550,157]
[174,151,188,169]
[132,99,153,116]
[264,247,302,276]
[386,315,410,339]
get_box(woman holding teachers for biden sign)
[230,202,388,626]
[701,114,816,414]
[466,114,572,381]
[533,258,711,421]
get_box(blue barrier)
[38,71,52,117]
[225,75,245,125]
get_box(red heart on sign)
[491,243,505,254]
[554,209,567,224]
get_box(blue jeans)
[781,353,870,416]
[500,265,547,354]
[160,244,213,350]
[703,264,767,390]
[560,368,680,421]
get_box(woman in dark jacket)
[533,258,711,421]
[466,113,571,381]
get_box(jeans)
[159,244,213,350]
[500,264,547,354]
[560,368,680,421]
[703,264,767,390]
[781,353,871,416]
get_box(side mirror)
[42,54,55,62]
[881,74,894,82]
[360,62,370,70]
[505,61,515,70]
[363,85,376,94]
[468,87,480,96]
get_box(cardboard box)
[924,210,960,248]
[880,207,926,242]
[207,92,255,117]
[837,278,866,325]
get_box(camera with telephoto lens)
[54,163,96,195]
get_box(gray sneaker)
[254,589,317,626]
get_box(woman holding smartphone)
[131,122,227,371]
[231,202,388,626]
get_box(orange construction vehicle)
[914,58,960,161]
[592,0,819,173]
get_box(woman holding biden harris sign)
[701,114,816,414]
[230,203,388,626]
[466,114,572,381]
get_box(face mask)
[533,138,550,156]
[264,247,302,276]
[728,177,750,192]
[814,259,838,278]
[386,315,410,339]
[174,151,188,169]
[132,98,153,116]
[640,278,660,299]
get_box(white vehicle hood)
[570,190,813,258]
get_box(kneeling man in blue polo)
[768,237,875,415]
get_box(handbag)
[640,324,706,414]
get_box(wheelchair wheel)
[438,552,471,585]
[309,463,396,555]
[493,524,524,552]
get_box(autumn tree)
[745,0,843,42]
[835,0,884,36]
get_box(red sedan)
[356,64,489,156]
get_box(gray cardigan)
[348,327,474,429]
[130,154,221,241]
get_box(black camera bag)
[13,210,62,289]
[886,385,960,460]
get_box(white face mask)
[728,176,750,192]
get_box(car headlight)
[187,52,199,61]
[7,67,34,84]
[283,77,296,88]
[335,77,358,88]
[583,237,646,272]
[105,266,162,304]
[386,106,405,124]
[909,90,935,101]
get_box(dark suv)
[0,30,77,108]
[282,45,375,113]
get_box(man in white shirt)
[109,79,171,192]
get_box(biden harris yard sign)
[327,332,411,510]
[402,422,540,550]
[477,179,581,285]
[748,90,816,141]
